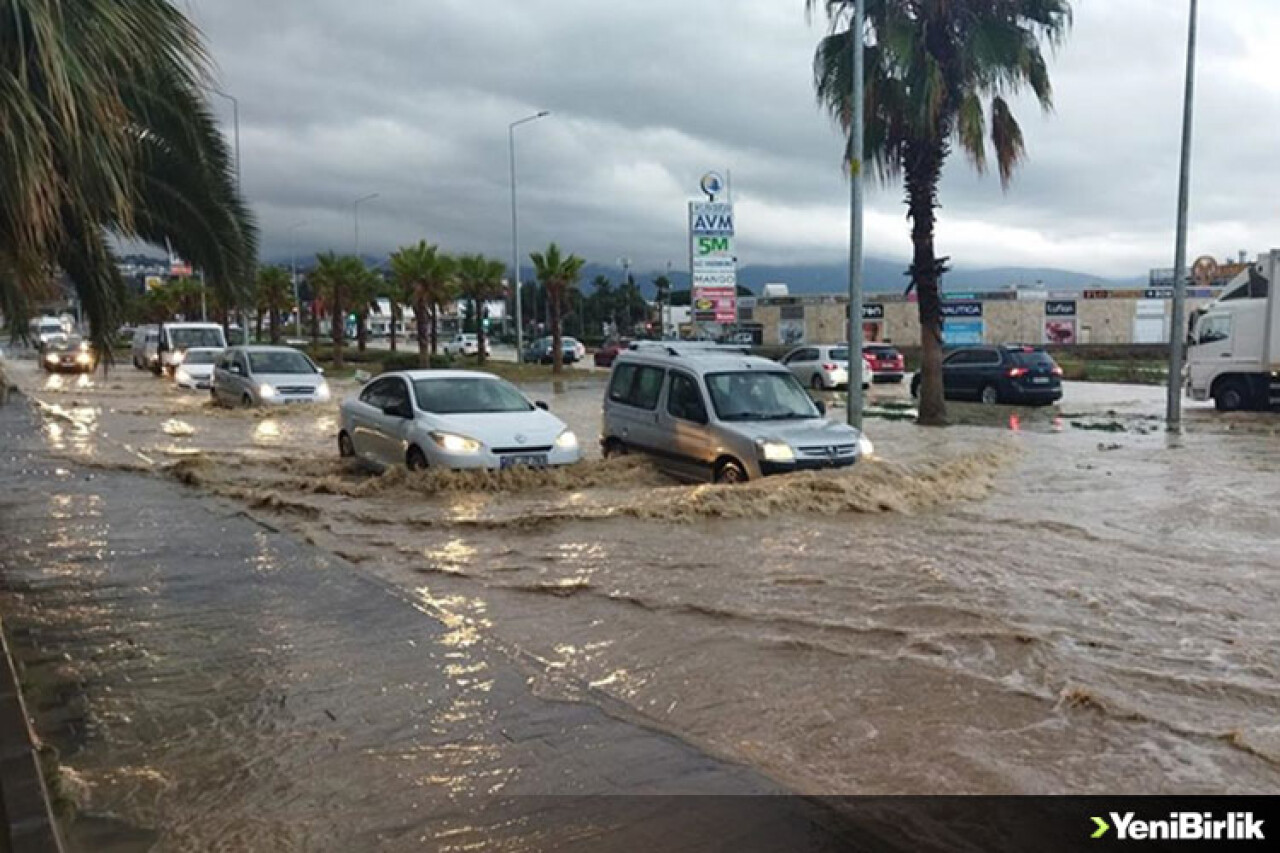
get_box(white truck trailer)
[1186,249,1280,411]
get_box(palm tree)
[389,241,456,367]
[256,267,293,344]
[350,267,382,354]
[310,252,364,367]
[529,243,585,374]
[456,255,508,365]
[809,0,1070,424]
[1,0,257,357]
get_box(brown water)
[7,357,1280,802]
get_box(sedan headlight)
[756,439,795,463]
[45,353,59,365]
[430,431,481,454]
[75,352,91,365]
[316,380,331,401]
[259,383,278,399]
[554,429,578,450]
[858,434,875,458]
[175,368,192,384]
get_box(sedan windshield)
[705,371,818,421]
[183,350,220,365]
[248,350,315,374]
[413,377,533,414]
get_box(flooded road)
[3,353,1279,836]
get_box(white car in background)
[172,347,222,390]
[442,333,488,358]
[211,346,330,407]
[780,345,871,391]
[338,370,581,471]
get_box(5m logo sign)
[697,236,732,255]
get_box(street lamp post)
[846,0,867,431]
[510,110,550,363]
[352,193,379,260]
[209,88,245,336]
[1167,0,1199,431]
[288,220,307,337]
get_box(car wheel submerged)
[406,446,429,471]
[714,459,748,485]
[241,393,254,409]
[602,438,627,459]
[980,384,1000,405]
[338,432,356,459]
[1214,379,1251,412]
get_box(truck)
[1186,249,1280,411]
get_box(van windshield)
[169,328,225,349]
[705,371,818,421]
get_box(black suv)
[911,345,1063,406]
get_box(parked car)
[601,346,868,484]
[442,333,489,358]
[211,346,330,407]
[41,336,95,373]
[338,370,581,471]
[863,344,906,383]
[525,336,579,365]
[911,344,1063,406]
[593,338,632,368]
[172,347,223,390]
[780,345,871,391]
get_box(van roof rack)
[627,341,752,357]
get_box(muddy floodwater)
[4,353,1280,825]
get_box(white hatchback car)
[172,347,222,390]
[443,334,488,358]
[780,345,872,391]
[338,370,581,471]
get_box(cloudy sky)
[183,0,1280,277]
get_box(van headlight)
[554,429,578,450]
[259,383,278,399]
[172,350,186,364]
[756,439,795,463]
[316,380,331,401]
[858,434,875,457]
[430,431,481,454]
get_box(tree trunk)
[311,300,320,346]
[331,292,345,368]
[269,307,280,344]
[429,305,438,356]
[356,311,368,353]
[415,296,429,367]
[905,137,949,426]
[475,299,487,365]
[389,305,398,353]
[550,285,563,374]
[254,310,264,344]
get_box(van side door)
[657,370,714,481]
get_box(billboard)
[689,201,736,323]
[1044,319,1077,345]
[943,318,984,345]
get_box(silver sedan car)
[338,370,581,471]
[780,345,871,391]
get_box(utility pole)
[352,193,379,260]
[1167,0,1199,431]
[288,221,306,337]
[846,0,866,430]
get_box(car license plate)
[500,453,548,469]
[1032,376,1050,385]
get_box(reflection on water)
[253,419,283,444]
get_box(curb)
[0,618,65,853]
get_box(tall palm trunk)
[254,311,264,343]
[905,137,949,426]
[269,307,280,344]
[476,304,488,365]
[331,294,345,368]
[414,295,429,367]
[356,311,368,353]
[389,306,398,353]
[429,305,439,355]
[550,287,564,374]
[311,300,320,345]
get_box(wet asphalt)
[0,392,864,852]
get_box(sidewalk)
[0,394,855,852]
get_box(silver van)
[601,345,867,483]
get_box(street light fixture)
[510,110,550,363]
[352,193,379,260]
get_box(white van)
[29,316,66,347]
[131,323,227,374]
